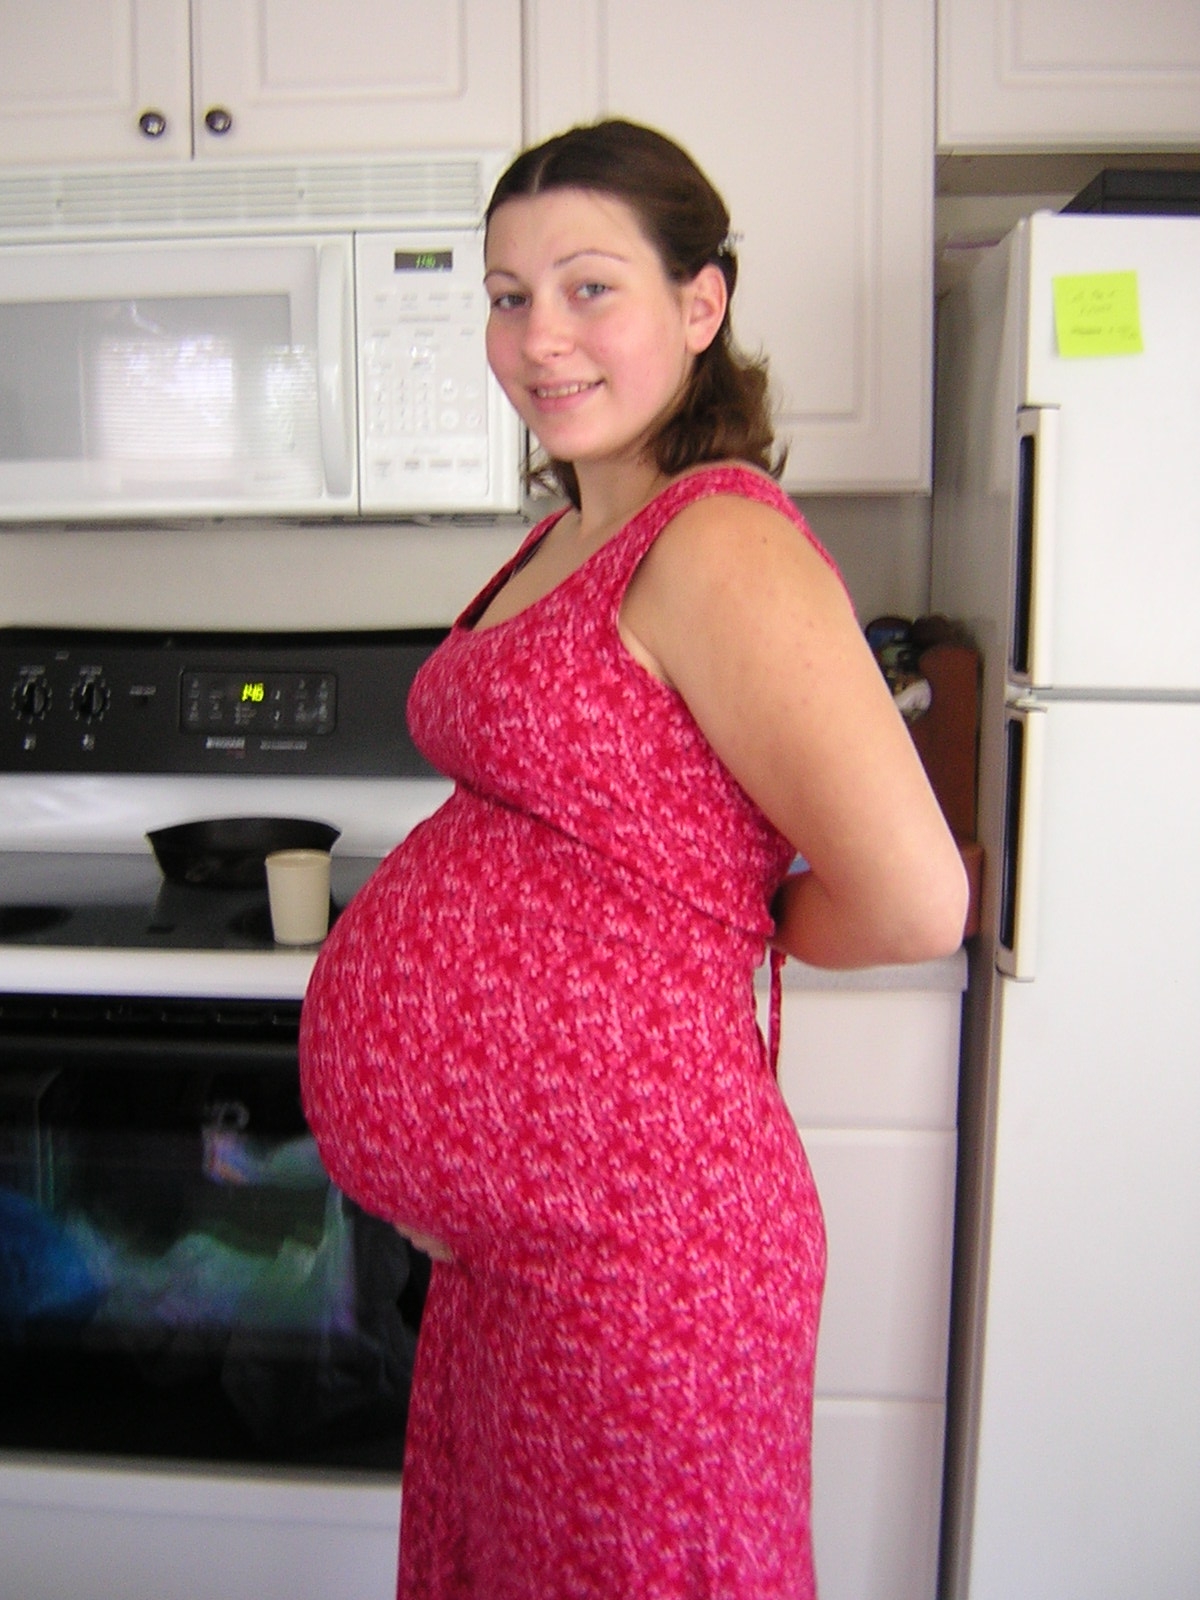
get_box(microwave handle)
[317,243,355,498]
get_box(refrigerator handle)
[317,241,355,499]
[997,703,1046,981]
[1013,407,1060,685]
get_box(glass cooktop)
[0,852,378,951]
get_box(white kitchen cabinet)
[189,0,520,160]
[812,1400,946,1600]
[524,0,935,493]
[765,961,966,1600]
[0,0,192,164]
[0,0,521,167]
[939,0,1200,151]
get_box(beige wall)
[0,492,933,635]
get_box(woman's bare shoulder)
[639,476,848,627]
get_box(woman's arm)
[621,492,969,969]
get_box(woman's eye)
[574,281,609,302]
[489,291,526,312]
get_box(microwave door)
[0,236,357,520]
[317,243,355,499]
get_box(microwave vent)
[0,154,506,241]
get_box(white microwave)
[0,157,521,521]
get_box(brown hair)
[484,119,785,507]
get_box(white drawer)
[812,1398,945,1600]
[775,988,961,1130]
[804,1128,957,1400]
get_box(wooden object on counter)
[909,643,978,840]
[908,641,982,938]
[957,840,983,939]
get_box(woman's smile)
[530,377,604,407]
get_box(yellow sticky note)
[1052,271,1143,358]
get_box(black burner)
[0,855,373,951]
[0,905,72,942]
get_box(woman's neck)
[572,458,670,546]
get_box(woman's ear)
[683,262,729,354]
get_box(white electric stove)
[0,626,450,1600]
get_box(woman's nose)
[522,295,572,360]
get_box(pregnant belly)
[299,791,811,1266]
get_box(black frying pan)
[147,816,340,889]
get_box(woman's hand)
[621,488,969,969]
[397,1226,455,1264]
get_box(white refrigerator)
[931,209,1200,1600]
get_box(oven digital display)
[181,671,336,735]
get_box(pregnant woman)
[300,118,967,1600]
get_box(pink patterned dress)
[300,464,830,1599]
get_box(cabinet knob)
[204,106,234,136]
[137,110,168,139]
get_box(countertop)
[762,947,968,994]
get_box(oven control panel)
[0,628,444,775]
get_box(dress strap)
[594,463,846,614]
[768,946,786,1080]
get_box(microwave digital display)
[393,250,453,273]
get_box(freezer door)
[1019,212,1200,692]
[965,697,1200,1599]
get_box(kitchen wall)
[798,496,933,623]
[0,491,935,636]
[0,520,524,633]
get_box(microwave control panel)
[356,231,513,511]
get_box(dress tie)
[768,946,786,1080]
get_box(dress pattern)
[299,464,832,1598]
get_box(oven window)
[0,996,425,1470]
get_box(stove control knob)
[13,673,51,722]
[72,674,110,723]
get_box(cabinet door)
[525,0,934,492]
[812,1400,945,1600]
[804,1129,956,1400]
[0,0,191,165]
[762,976,961,1600]
[939,0,1200,149]
[191,0,522,158]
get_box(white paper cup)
[265,849,332,945]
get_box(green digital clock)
[393,249,453,273]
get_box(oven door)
[0,992,425,1471]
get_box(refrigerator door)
[1017,211,1200,693]
[965,697,1200,1600]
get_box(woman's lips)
[529,378,603,410]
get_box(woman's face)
[483,187,724,477]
